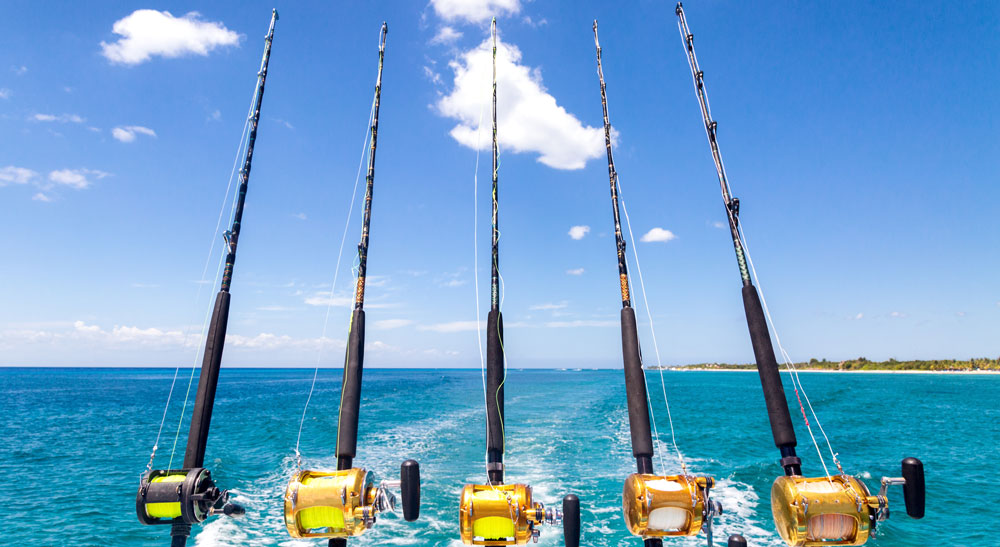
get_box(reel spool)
[136,468,243,525]
[622,474,721,540]
[459,484,580,546]
[771,458,925,547]
[284,460,420,539]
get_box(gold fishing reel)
[771,458,925,546]
[284,460,419,539]
[622,474,721,541]
[136,468,244,525]
[459,483,580,545]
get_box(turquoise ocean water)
[2,367,996,546]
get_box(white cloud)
[374,319,414,330]
[257,305,294,312]
[48,169,109,190]
[32,113,84,123]
[566,268,585,276]
[209,109,221,121]
[111,125,156,142]
[273,118,294,130]
[544,320,616,328]
[438,35,604,170]
[32,193,51,202]
[855,313,864,320]
[430,0,521,23]
[0,88,10,99]
[889,311,906,318]
[712,221,726,229]
[0,166,38,186]
[101,10,240,65]
[12,65,27,75]
[530,302,568,311]
[304,293,353,307]
[431,26,463,45]
[292,212,307,220]
[640,227,677,243]
[423,65,443,86]
[419,320,483,333]
[568,225,590,240]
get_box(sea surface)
[1,367,996,546]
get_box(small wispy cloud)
[257,305,295,312]
[566,268,584,276]
[31,113,84,123]
[431,26,463,45]
[273,118,294,130]
[12,65,27,75]
[640,227,677,243]
[423,65,443,86]
[418,320,482,333]
[111,125,156,142]
[101,10,241,66]
[208,109,221,122]
[568,225,590,240]
[374,319,413,330]
[0,88,10,100]
[430,0,521,23]
[0,166,38,186]
[131,283,160,288]
[530,301,568,311]
[854,313,864,320]
[32,193,52,202]
[712,221,725,229]
[889,311,906,318]
[292,212,307,220]
[48,168,109,190]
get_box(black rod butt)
[401,459,420,521]
[328,539,347,547]
[728,534,748,547]
[562,494,580,547]
[901,457,925,519]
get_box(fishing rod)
[135,10,278,546]
[674,4,924,546]
[458,18,580,547]
[593,21,744,547]
[283,23,420,545]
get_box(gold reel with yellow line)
[622,474,722,540]
[459,483,572,546]
[770,458,925,547]
[284,460,420,539]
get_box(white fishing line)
[154,81,258,473]
[293,79,378,468]
[616,173,687,474]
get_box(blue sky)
[1,0,997,367]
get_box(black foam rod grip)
[486,310,505,462]
[728,534,748,547]
[901,457,925,519]
[621,308,654,462]
[400,459,420,522]
[184,290,231,468]
[336,310,366,466]
[562,494,580,547]
[741,285,797,449]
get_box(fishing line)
[616,173,686,474]
[294,77,378,468]
[148,84,257,473]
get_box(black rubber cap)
[562,494,580,547]
[223,503,245,517]
[400,459,420,521]
[728,534,748,547]
[901,457,925,519]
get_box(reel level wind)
[771,458,925,546]
[284,460,419,539]
[136,468,244,526]
[459,483,579,546]
[622,474,721,541]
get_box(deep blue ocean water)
[1,367,996,546]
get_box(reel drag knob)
[728,534,748,547]
[401,459,420,522]
[562,494,580,547]
[901,457,924,519]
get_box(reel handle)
[401,459,420,521]
[562,494,580,547]
[727,534,748,547]
[901,457,925,519]
[221,502,245,517]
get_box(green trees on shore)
[677,357,1000,371]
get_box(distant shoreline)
[667,367,1000,375]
